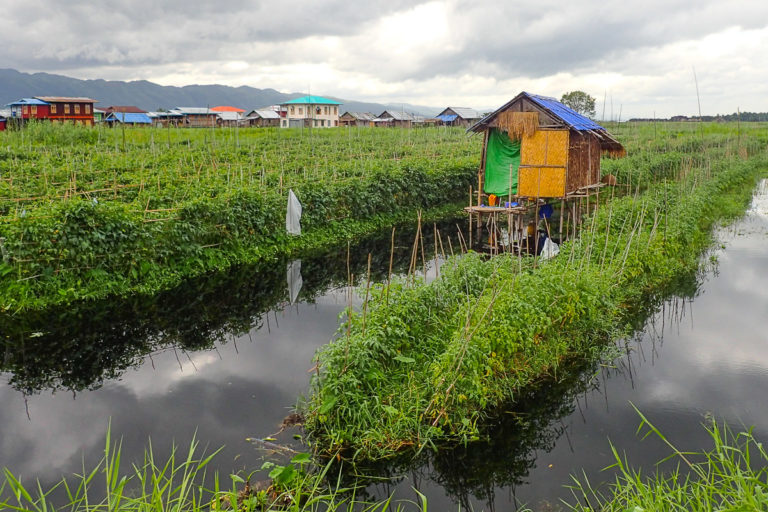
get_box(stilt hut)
[469,91,624,201]
[465,92,625,253]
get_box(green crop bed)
[0,124,479,310]
[304,122,768,460]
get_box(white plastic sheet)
[540,238,560,261]
[287,259,303,304]
[286,189,302,236]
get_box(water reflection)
[349,183,768,510]
[338,275,702,511]
[0,221,460,395]
[2,182,768,510]
[0,219,460,486]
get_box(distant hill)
[0,68,441,117]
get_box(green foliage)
[304,123,768,460]
[560,91,596,118]
[566,409,768,511]
[0,427,429,511]
[0,126,478,309]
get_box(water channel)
[2,183,768,510]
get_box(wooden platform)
[464,205,529,215]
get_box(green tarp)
[484,128,520,196]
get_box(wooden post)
[468,186,473,250]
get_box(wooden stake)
[362,253,372,333]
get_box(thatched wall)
[566,131,601,192]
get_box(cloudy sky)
[2,0,767,117]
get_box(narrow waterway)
[2,182,768,510]
[0,221,455,490]
[360,180,768,510]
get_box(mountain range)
[0,68,442,116]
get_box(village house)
[435,107,482,128]
[374,110,415,128]
[104,112,153,125]
[280,95,341,128]
[104,106,148,114]
[339,112,375,127]
[6,97,97,125]
[169,107,219,127]
[244,109,281,127]
[210,106,245,126]
[147,111,183,127]
[214,111,243,127]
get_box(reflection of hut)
[339,112,375,127]
[465,91,625,253]
[435,107,481,127]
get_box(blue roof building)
[105,112,152,124]
[282,95,342,105]
[280,95,342,128]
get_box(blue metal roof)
[525,93,604,131]
[106,112,152,124]
[282,95,342,105]
[6,98,49,106]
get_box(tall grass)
[0,427,430,512]
[304,123,768,460]
[566,407,768,511]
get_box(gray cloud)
[383,0,768,81]
[0,0,431,70]
[0,0,767,115]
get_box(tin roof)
[377,110,415,121]
[148,111,183,118]
[106,112,152,124]
[438,107,481,120]
[341,111,375,121]
[211,105,246,113]
[247,109,280,119]
[106,105,147,113]
[36,96,97,103]
[215,111,242,121]
[282,95,342,105]
[171,107,218,115]
[6,98,49,106]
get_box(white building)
[280,95,341,128]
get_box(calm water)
[2,185,768,510]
